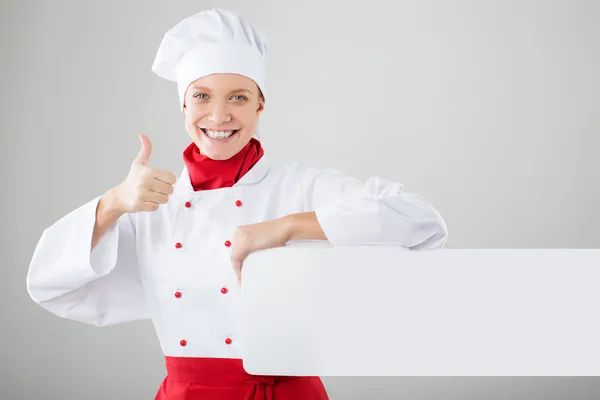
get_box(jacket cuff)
[72,196,120,277]
[314,204,351,246]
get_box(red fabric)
[154,356,329,400]
[182,138,264,191]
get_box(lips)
[200,128,241,139]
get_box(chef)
[26,8,448,400]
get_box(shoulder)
[265,158,405,198]
[264,159,367,200]
[266,159,348,181]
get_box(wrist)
[282,213,300,242]
[283,212,327,242]
[99,186,126,219]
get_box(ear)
[256,98,265,117]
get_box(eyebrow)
[189,86,252,95]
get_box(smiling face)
[183,73,265,160]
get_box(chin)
[194,140,240,160]
[203,151,234,161]
[191,128,251,160]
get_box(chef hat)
[151,8,268,111]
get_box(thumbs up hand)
[115,134,177,213]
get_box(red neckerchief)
[182,138,264,190]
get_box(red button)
[224,240,231,247]
[175,242,182,249]
[180,339,187,347]
[174,291,182,298]
[225,338,232,345]
[235,200,243,207]
[184,201,192,208]
[221,287,228,294]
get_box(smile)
[200,128,241,141]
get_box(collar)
[175,155,272,194]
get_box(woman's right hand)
[114,134,177,214]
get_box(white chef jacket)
[26,156,447,359]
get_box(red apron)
[155,356,329,400]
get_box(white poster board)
[240,246,600,376]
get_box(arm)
[92,186,125,250]
[27,134,176,326]
[300,165,448,249]
[284,212,328,241]
[26,190,149,327]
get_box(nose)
[208,101,232,124]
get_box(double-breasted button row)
[175,241,231,249]
[174,198,244,249]
[174,197,242,349]
[182,199,243,209]
[180,337,234,347]
[173,287,228,298]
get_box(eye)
[193,93,209,99]
[232,95,248,101]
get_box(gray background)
[1,0,599,399]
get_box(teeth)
[202,129,236,139]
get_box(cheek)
[238,110,258,128]
[184,115,195,130]
[185,108,206,125]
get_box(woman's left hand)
[230,217,292,282]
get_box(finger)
[133,134,152,165]
[140,202,160,212]
[232,259,242,281]
[144,191,169,204]
[152,169,177,185]
[151,179,174,195]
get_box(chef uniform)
[26,8,448,400]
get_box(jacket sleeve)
[301,165,448,249]
[26,196,150,327]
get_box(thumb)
[133,134,152,165]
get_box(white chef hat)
[151,8,268,111]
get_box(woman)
[26,8,448,400]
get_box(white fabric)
[151,8,268,111]
[26,158,447,359]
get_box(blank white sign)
[240,245,600,376]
